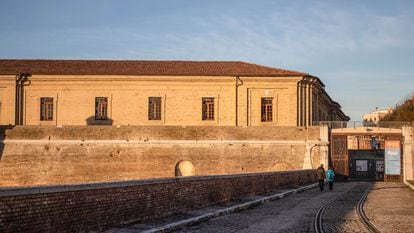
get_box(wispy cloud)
[1,0,413,120]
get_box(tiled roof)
[0,59,307,77]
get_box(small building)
[363,107,393,124]
[0,59,349,126]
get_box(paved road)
[175,182,357,233]
[105,182,414,233]
[175,182,413,233]
[364,182,414,233]
[321,182,372,233]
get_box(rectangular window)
[95,97,108,120]
[148,97,162,120]
[40,97,53,121]
[202,97,215,120]
[261,97,273,122]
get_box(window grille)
[95,97,108,120]
[40,97,53,121]
[202,97,215,120]
[261,97,273,122]
[148,97,162,120]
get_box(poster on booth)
[385,140,401,175]
[356,160,368,172]
[376,160,384,172]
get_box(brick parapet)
[0,170,316,232]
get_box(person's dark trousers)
[328,181,333,191]
[318,179,324,191]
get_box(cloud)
[1,0,413,121]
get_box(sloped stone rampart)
[5,125,320,140]
[0,126,323,186]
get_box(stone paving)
[174,183,356,233]
[322,182,372,233]
[104,182,414,233]
[364,182,414,233]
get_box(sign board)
[385,140,401,175]
[376,160,384,172]
[356,160,368,172]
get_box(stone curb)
[404,180,414,191]
[141,183,318,233]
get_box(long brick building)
[0,59,349,126]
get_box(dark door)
[331,135,348,180]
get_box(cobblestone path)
[175,182,414,233]
[364,182,414,233]
[105,182,414,233]
[176,182,363,233]
[321,182,372,233]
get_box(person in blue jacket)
[326,166,335,191]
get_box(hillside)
[381,95,414,122]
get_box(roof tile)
[0,59,307,77]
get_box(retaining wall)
[0,126,326,186]
[0,169,317,233]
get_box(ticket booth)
[330,128,402,182]
[349,150,384,180]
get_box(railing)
[314,121,412,129]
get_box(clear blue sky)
[1,0,413,120]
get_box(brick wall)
[0,170,317,233]
[4,125,320,140]
[0,126,326,186]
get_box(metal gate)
[330,135,348,180]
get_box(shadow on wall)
[86,116,113,126]
[0,125,13,160]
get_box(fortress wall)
[0,126,325,186]
[0,170,317,233]
[402,126,414,183]
[3,125,320,140]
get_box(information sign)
[385,140,401,175]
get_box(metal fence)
[313,121,412,129]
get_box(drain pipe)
[235,76,243,126]
[15,73,31,125]
[297,78,305,126]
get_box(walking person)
[316,164,326,191]
[327,166,335,191]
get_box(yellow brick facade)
[0,60,349,126]
[0,77,16,125]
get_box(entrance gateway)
[329,123,403,182]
